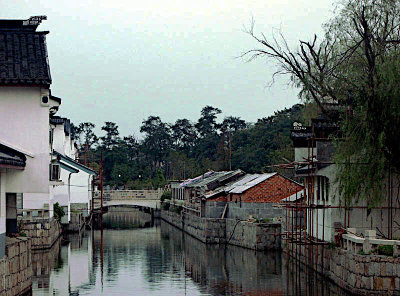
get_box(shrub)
[162,202,170,211]
[377,245,393,256]
[160,191,172,202]
[53,202,65,222]
[173,205,183,214]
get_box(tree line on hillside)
[71,104,308,189]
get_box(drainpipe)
[68,171,78,223]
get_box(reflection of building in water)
[160,222,284,296]
[160,222,349,296]
[32,232,92,296]
[102,206,153,229]
[31,238,61,291]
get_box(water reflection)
[101,206,153,229]
[32,209,350,296]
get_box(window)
[16,193,23,210]
[325,178,330,202]
[49,129,54,146]
[50,164,60,181]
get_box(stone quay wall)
[162,209,226,244]
[19,217,62,250]
[161,209,281,250]
[226,219,281,251]
[0,237,32,296]
[286,243,400,295]
[66,212,85,233]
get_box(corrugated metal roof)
[181,170,243,188]
[227,173,277,194]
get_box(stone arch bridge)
[93,189,162,211]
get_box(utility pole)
[100,152,104,214]
[229,131,232,170]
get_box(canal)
[31,208,350,295]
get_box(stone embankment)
[287,243,400,295]
[19,217,62,249]
[161,209,281,250]
[0,237,32,296]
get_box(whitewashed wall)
[0,87,52,214]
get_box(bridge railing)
[93,189,164,201]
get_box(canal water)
[31,208,351,296]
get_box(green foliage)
[74,103,307,188]
[172,205,183,214]
[160,190,171,202]
[377,245,394,256]
[245,0,400,206]
[100,121,121,150]
[162,202,170,211]
[53,202,65,222]
[254,218,273,223]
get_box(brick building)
[204,173,303,220]
[208,173,303,203]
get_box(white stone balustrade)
[342,228,400,256]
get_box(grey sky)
[3,0,334,137]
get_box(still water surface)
[31,209,351,296]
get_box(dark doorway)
[6,193,17,234]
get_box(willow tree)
[244,0,400,206]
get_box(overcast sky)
[3,0,334,137]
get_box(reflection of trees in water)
[34,218,350,296]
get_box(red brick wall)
[227,174,303,203]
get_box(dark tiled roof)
[53,151,96,175]
[0,143,26,168]
[0,17,51,86]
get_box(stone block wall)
[287,243,400,295]
[226,220,281,250]
[66,212,85,232]
[162,209,281,250]
[0,237,32,296]
[162,210,226,244]
[19,217,62,249]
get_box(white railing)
[93,189,164,201]
[342,228,400,256]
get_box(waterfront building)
[0,15,55,231]
[50,115,96,225]
[290,116,400,242]
[204,172,303,220]
[177,170,245,215]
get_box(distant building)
[177,170,245,215]
[205,173,303,220]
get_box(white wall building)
[50,116,95,224]
[0,16,55,256]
